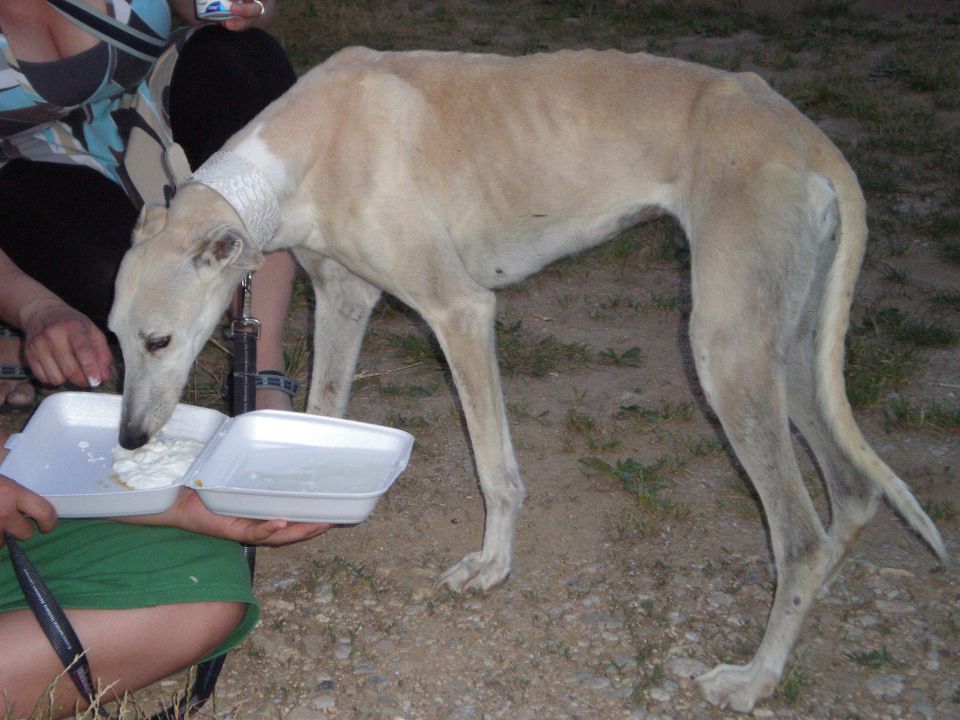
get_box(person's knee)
[179,25,295,90]
[202,601,248,644]
[170,26,296,166]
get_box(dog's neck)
[183,151,281,251]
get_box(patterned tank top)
[0,1,191,206]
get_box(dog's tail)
[815,159,948,565]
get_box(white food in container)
[0,392,414,523]
[112,438,206,490]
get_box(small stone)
[666,657,708,679]
[285,707,321,720]
[311,693,336,711]
[649,686,673,703]
[879,567,915,580]
[874,600,916,614]
[313,582,335,604]
[334,642,353,660]
[866,674,904,700]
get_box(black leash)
[4,532,106,712]
[150,272,260,719]
[8,272,260,717]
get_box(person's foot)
[0,335,35,409]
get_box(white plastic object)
[0,393,413,523]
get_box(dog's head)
[109,187,263,449]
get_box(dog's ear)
[192,228,264,275]
[132,203,168,243]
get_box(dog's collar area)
[183,151,281,251]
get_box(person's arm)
[0,249,112,388]
[120,486,332,546]
[168,0,276,31]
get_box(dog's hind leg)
[689,167,836,712]
[294,251,382,417]
[784,178,880,592]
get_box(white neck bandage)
[183,151,281,251]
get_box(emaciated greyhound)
[108,48,947,712]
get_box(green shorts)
[0,519,259,661]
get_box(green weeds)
[844,646,893,668]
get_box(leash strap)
[4,532,105,710]
[149,276,260,720]
[42,0,167,63]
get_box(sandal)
[0,327,37,411]
[0,364,36,411]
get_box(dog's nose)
[118,426,149,450]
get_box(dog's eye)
[146,335,171,353]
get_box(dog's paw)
[438,552,510,593]
[696,662,776,713]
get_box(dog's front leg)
[421,284,524,592]
[295,251,382,417]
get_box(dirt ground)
[4,1,959,719]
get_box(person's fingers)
[256,523,332,546]
[18,491,58,533]
[0,498,38,544]
[23,337,61,386]
[25,318,107,388]
[223,0,267,30]
[91,327,114,385]
[71,323,112,387]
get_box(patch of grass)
[599,346,643,367]
[866,103,944,155]
[564,407,596,435]
[844,307,955,406]
[932,291,960,311]
[876,262,911,285]
[921,498,957,523]
[617,399,694,424]
[776,667,809,705]
[385,331,445,367]
[507,400,551,425]
[649,293,685,312]
[874,43,960,107]
[679,433,724,456]
[845,151,902,196]
[594,293,645,315]
[597,228,645,264]
[881,310,956,347]
[785,70,885,123]
[564,406,619,451]
[883,397,960,432]
[383,412,431,431]
[941,239,960,264]
[844,646,893,668]
[641,221,690,269]
[580,456,691,519]
[495,320,593,377]
[379,381,437,398]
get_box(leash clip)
[228,271,261,339]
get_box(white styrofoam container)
[0,392,414,523]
